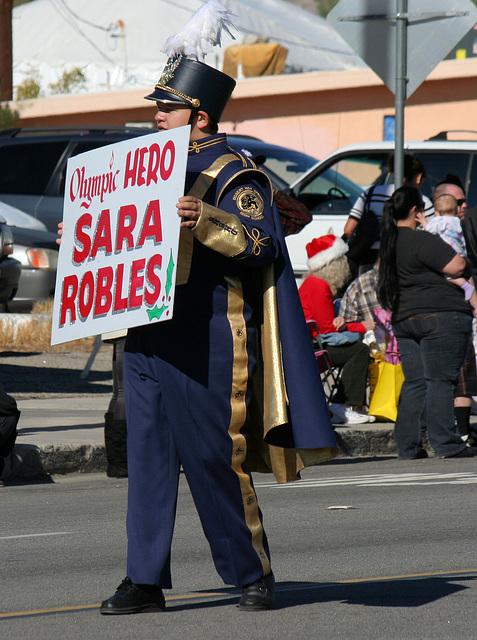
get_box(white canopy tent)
[12,0,367,97]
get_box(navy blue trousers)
[124,296,271,589]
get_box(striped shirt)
[349,184,434,249]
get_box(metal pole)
[394,0,408,188]
[0,0,13,101]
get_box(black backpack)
[346,186,380,265]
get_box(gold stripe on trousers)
[225,275,271,576]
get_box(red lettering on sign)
[129,258,145,309]
[124,148,139,188]
[60,274,78,325]
[113,262,128,311]
[145,253,162,306]
[70,164,119,207]
[147,143,160,186]
[73,213,93,265]
[137,147,148,187]
[124,142,174,188]
[160,140,175,181]
[136,200,162,248]
[78,271,94,319]
[116,204,137,252]
[91,209,113,258]
[60,250,169,326]
[94,266,114,316]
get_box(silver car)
[0,201,58,311]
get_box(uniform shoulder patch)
[233,187,265,219]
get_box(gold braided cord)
[154,84,200,108]
[188,138,225,153]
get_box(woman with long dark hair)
[378,185,474,459]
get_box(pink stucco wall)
[220,58,477,159]
[10,58,477,161]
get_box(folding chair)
[305,320,342,407]
[305,320,351,456]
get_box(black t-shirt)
[463,206,477,280]
[393,227,472,323]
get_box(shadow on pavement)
[322,456,397,466]
[0,363,111,395]
[166,575,476,612]
[3,473,55,486]
[273,575,476,609]
[18,423,104,435]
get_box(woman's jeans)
[393,311,472,458]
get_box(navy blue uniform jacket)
[173,134,337,481]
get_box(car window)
[0,141,69,195]
[227,137,317,187]
[413,152,470,199]
[58,140,117,196]
[296,153,388,213]
[69,140,118,158]
[333,155,388,191]
[260,150,316,186]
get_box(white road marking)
[0,532,75,540]
[257,472,477,489]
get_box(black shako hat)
[144,55,236,123]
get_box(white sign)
[51,126,190,345]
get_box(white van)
[286,133,477,277]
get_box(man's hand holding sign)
[51,127,189,345]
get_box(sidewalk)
[2,339,475,478]
[7,395,402,478]
[0,343,113,478]
[11,395,111,477]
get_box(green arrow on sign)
[146,249,176,322]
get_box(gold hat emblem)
[159,55,183,86]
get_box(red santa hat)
[306,234,348,271]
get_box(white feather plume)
[162,0,238,63]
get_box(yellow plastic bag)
[368,360,405,422]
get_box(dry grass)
[31,298,54,314]
[0,298,96,352]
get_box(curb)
[335,425,397,457]
[11,443,107,477]
[9,426,398,478]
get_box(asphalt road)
[1,457,477,640]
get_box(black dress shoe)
[444,446,475,458]
[99,577,165,615]
[238,572,275,611]
[412,449,428,459]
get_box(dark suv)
[0,127,317,233]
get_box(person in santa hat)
[299,234,375,424]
